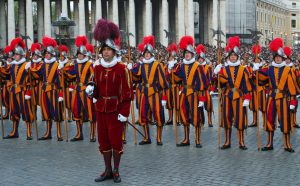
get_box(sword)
[126,121,145,139]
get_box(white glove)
[198,101,204,107]
[162,100,166,106]
[242,99,250,107]
[58,97,63,102]
[168,61,176,70]
[85,85,94,96]
[296,95,300,99]
[69,87,74,92]
[93,98,97,103]
[127,63,133,70]
[118,114,127,122]
[213,64,223,74]
[252,63,261,71]
[25,62,31,70]
[290,105,296,110]
[58,62,64,70]
[93,60,100,68]
[209,91,214,95]
[25,95,31,100]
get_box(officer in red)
[86,19,132,183]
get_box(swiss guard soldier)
[30,36,64,141]
[196,44,215,127]
[128,35,168,146]
[168,36,208,148]
[253,38,298,152]
[214,36,252,150]
[61,36,96,142]
[86,19,132,183]
[0,37,33,140]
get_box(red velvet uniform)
[92,62,132,154]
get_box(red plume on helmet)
[167,43,178,54]
[143,35,155,48]
[42,36,57,48]
[196,44,206,55]
[269,38,284,53]
[227,36,240,50]
[75,36,88,47]
[283,46,292,58]
[93,19,120,42]
[252,44,261,55]
[115,36,121,48]
[10,37,26,50]
[30,43,42,52]
[179,36,194,51]
[225,45,230,53]
[86,44,95,54]
[138,43,145,53]
[58,45,69,54]
[4,46,12,54]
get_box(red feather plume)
[269,38,284,53]
[108,22,120,41]
[225,45,230,53]
[86,44,95,54]
[30,43,41,52]
[138,43,144,53]
[179,36,194,51]
[42,36,57,48]
[75,36,88,47]
[115,36,121,48]
[58,45,69,54]
[227,36,240,50]
[143,35,155,48]
[252,45,261,55]
[93,19,120,42]
[4,46,12,54]
[283,46,292,58]
[167,43,178,54]
[10,37,26,49]
[196,44,206,55]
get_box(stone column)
[26,0,34,46]
[37,0,44,42]
[95,0,102,21]
[7,0,15,43]
[220,0,226,46]
[56,0,62,19]
[176,0,184,41]
[160,0,168,47]
[128,0,136,46]
[112,0,119,25]
[44,0,52,36]
[212,0,218,46]
[0,0,7,46]
[185,0,194,37]
[19,0,26,36]
[78,0,86,35]
[74,0,79,36]
[143,0,152,36]
[62,0,68,17]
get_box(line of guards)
[0,29,299,153]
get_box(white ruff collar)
[44,57,56,64]
[100,57,118,68]
[227,60,241,67]
[143,57,155,64]
[117,56,122,62]
[183,58,195,65]
[6,60,12,65]
[59,58,68,65]
[32,58,42,63]
[12,58,26,65]
[287,62,294,67]
[272,61,286,68]
[77,57,89,64]
[168,60,176,64]
[200,61,207,66]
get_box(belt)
[12,84,25,88]
[142,83,153,88]
[99,96,118,100]
[272,89,285,94]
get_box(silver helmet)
[275,47,287,59]
[14,46,25,56]
[185,44,196,55]
[143,43,154,55]
[45,46,56,56]
[77,45,88,56]
[226,46,240,58]
[33,49,42,57]
[100,38,120,54]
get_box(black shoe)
[113,170,121,183]
[26,136,33,140]
[208,124,213,127]
[293,125,300,128]
[38,136,52,140]
[90,138,96,142]
[196,144,202,148]
[177,122,181,126]
[139,140,151,145]
[166,120,173,125]
[176,141,190,147]
[239,146,248,150]
[261,146,273,151]
[94,171,113,182]
[248,123,257,127]
[157,141,163,146]
[220,144,231,150]
[70,137,83,142]
[3,134,19,139]
[284,148,295,153]
[68,120,72,123]
[57,137,63,141]
[123,140,127,144]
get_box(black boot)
[71,121,83,141]
[177,125,190,147]
[38,121,52,140]
[139,124,151,145]
[113,169,121,183]
[112,150,122,183]
[95,151,113,182]
[220,129,231,150]
[4,121,19,139]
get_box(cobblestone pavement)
[0,98,300,186]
